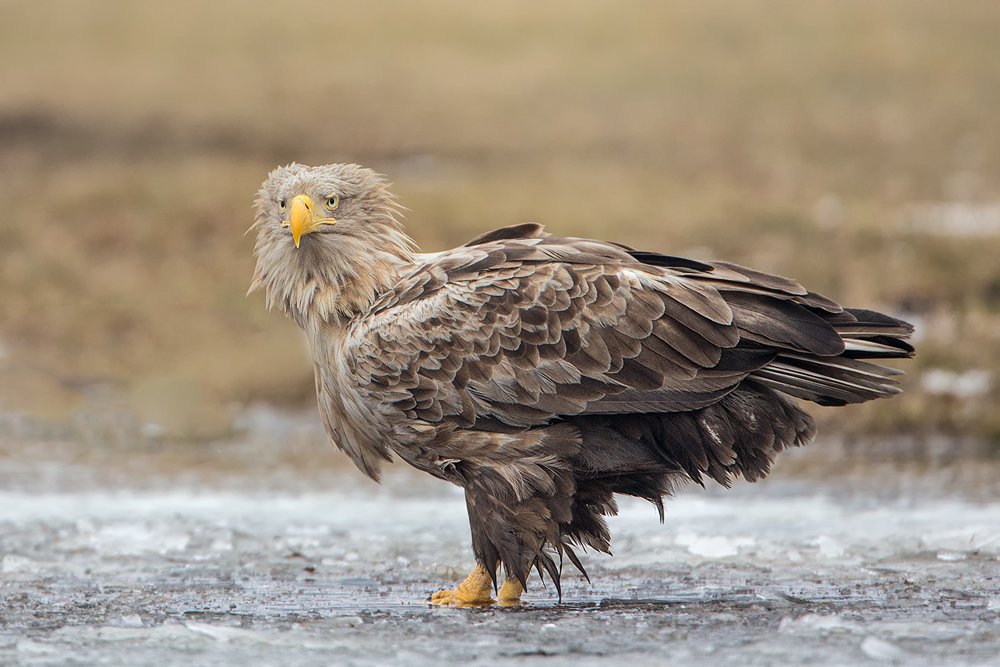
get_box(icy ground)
[1,427,999,666]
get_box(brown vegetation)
[1,0,998,440]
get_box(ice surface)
[1,442,999,666]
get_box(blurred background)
[1,0,999,463]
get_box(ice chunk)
[875,621,966,641]
[921,525,1000,554]
[114,614,144,628]
[97,624,203,643]
[90,523,190,556]
[209,538,233,552]
[185,622,276,643]
[1,554,86,580]
[675,531,753,558]
[812,535,845,558]
[860,636,907,662]
[2,555,44,575]
[779,614,857,636]
[17,639,60,656]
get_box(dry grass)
[1,0,999,440]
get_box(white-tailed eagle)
[250,163,913,606]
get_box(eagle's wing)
[343,223,907,434]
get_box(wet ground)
[2,411,1000,665]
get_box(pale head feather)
[249,163,416,327]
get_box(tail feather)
[841,335,915,358]
[749,306,913,406]
[752,359,902,407]
[842,308,916,334]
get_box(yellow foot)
[431,563,495,607]
[496,578,525,607]
[430,563,525,608]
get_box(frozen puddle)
[2,480,1000,666]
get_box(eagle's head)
[249,163,415,326]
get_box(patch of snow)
[905,202,1000,237]
[140,422,167,439]
[814,193,844,229]
[921,368,992,398]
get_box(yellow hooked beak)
[283,194,336,248]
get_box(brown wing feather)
[345,228,911,435]
[345,235,750,431]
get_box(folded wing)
[345,224,912,434]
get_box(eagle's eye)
[325,196,339,211]
[278,199,286,212]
